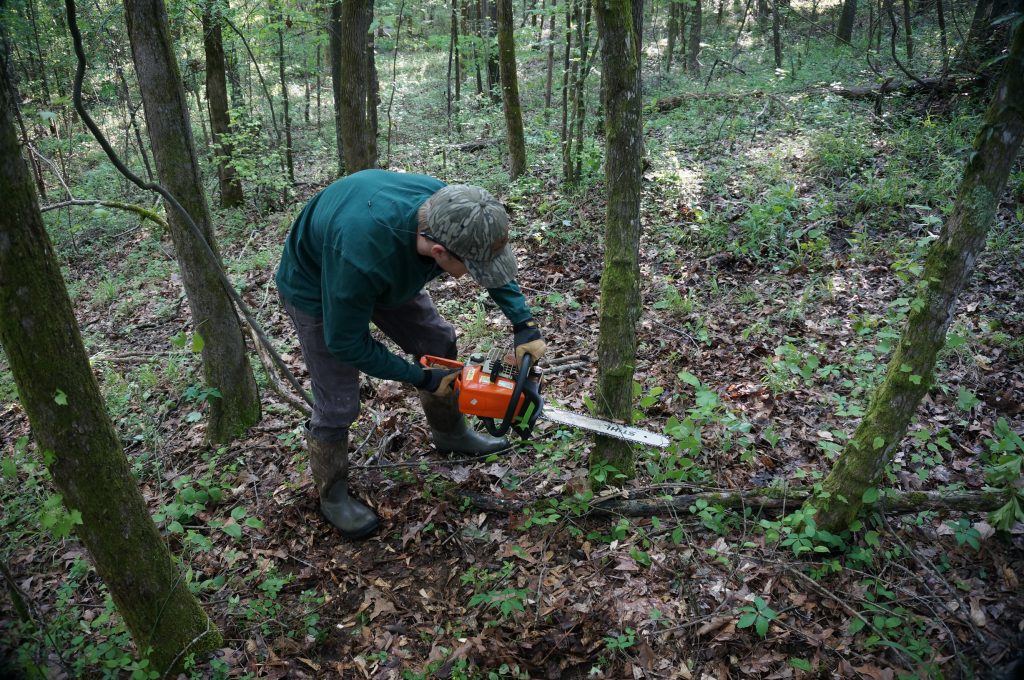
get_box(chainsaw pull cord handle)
[483,353,542,438]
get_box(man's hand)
[513,318,546,365]
[419,367,460,396]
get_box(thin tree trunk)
[544,0,556,112]
[813,21,1024,532]
[482,0,502,103]
[591,0,644,486]
[687,0,701,75]
[901,0,913,62]
[277,6,295,183]
[560,0,571,175]
[202,0,244,208]
[935,0,948,73]
[497,0,527,178]
[666,1,678,71]
[124,0,261,443]
[329,0,345,175]
[316,43,322,132]
[771,0,782,68]
[0,25,223,673]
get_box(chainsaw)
[420,351,670,448]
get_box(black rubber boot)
[418,390,509,455]
[305,424,380,539]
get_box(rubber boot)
[305,424,380,539]
[419,390,509,455]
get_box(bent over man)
[276,169,546,539]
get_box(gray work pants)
[281,291,457,442]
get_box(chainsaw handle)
[483,353,543,439]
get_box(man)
[276,169,546,539]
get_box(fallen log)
[463,487,1008,518]
[653,77,975,112]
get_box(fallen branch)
[39,198,168,230]
[653,77,975,112]
[463,487,1008,517]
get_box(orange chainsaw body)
[420,354,531,420]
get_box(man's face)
[437,250,468,279]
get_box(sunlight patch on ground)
[648,144,706,202]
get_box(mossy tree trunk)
[0,40,222,674]
[590,0,643,487]
[124,0,261,443]
[336,0,378,172]
[202,0,244,208]
[812,20,1024,533]
[496,0,527,179]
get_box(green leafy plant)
[737,597,778,637]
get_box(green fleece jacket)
[276,170,531,384]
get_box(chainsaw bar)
[540,407,671,448]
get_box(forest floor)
[3,21,1024,680]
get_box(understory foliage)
[2,0,1023,677]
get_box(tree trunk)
[560,0,571,174]
[337,0,377,173]
[0,33,222,673]
[812,21,1024,532]
[687,0,701,75]
[901,0,913,62]
[329,0,345,175]
[482,0,502,103]
[202,0,244,208]
[771,0,782,68]
[935,0,948,72]
[591,0,644,487]
[497,0,527,178]
[544,0,556,111]
[837,0,857,44]
[124,0,261,444]
[366,28,379,162]
[961,0,1021,76]
[276,5,295,183]
[666,0,678,70]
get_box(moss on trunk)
[591,0,643,488]
[812,22,1024,532]
[0,45,222,673]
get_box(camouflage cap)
[425,184,517,288]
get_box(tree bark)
[202,0,244,208]
[329,0,346,175]
[336,0,377,173]
[666,0,678,70]
[813,20,1024,532]
[276,4,295,183]
[124,0,260,444]
[771,0,782,68]
[591,0,643,487]
[687,0,701,75]
[961,0,1022,77]
[0,32,222,673]
[901,0,913,62]
[497,0,527,179]
[482,0,502,103]
[837,0,857,43]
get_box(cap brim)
[465,244,517,288]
